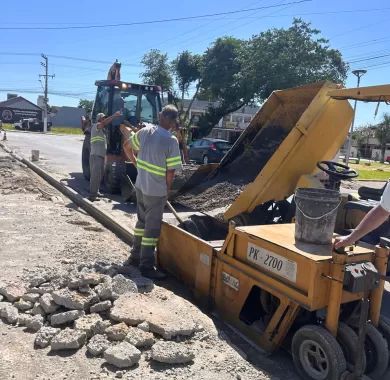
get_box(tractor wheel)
[292,324,347,380]
[104,161,125,194]
[337,322,366,372]
[363,323,389,379]
[378,315,390,349]
[81,135,90,181]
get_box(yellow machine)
[158,82,390,379]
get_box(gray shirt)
[130,124,182,197]
[90,123,106,157]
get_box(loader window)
[140,92,159,124]
[92,85,110,122]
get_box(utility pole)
[39,54,55,133]
[344,69,367,165]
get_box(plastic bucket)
[294,188,340,245]
[31,150,40,161]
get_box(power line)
[0,1,311,30]
[349,53,390,64]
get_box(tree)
[78,99,93,115]
[140,49,173,93]
[353,124,375,158]
[171,51,203,130]
[375,113,390,163]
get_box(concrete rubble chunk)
[104,342,141,368]
[90,300,112,313]
[50,310,85,326]
[26,315,44,332]
[52,288,98,310]
[14,299,33,311]
[111,294,198,338]
[18,313,32,326]
[0,304,19,324]
[132,276,154,293]
[74,313,102,337]
[80,273,106,286]
[87,334,111,357]
[0,283,26,302]
[137,321,150,332]
[151,341,195,364]
[0,295,3,302]
[92,319,112,335]
[106,322,129,341]
[125,327,154,348]
[51,328,87,351]
[22,293,40,303]
[112,275,138,296]
[35,326,61,348]
[29,276,48,288]
[31,302,46,316]
[40,293,59,314]
[95,278,114,301]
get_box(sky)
[0,0,389,128]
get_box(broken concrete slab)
[31,302,46,316]
[151,341,195,364]
[104,342,141,368]
[80,273,106,286]
[18,313,32,327]
[25,315,44,332]
[92,319,112,335]
[90,300,111,313]
[52,288,98,310]
[50,310,85,326]
[51,328,87,351]
[0,283,26,302]
[106,322,129,341]
[94,279,114,301]
[0,304,19,324]
[22,293,40,303]
[87,334,111,357]
[35,326,61,348]
[14,299,33,311]
[137,321,150,332]
[112,275,138,296]
[0,295,3,302]
[148,315,197,340]
[74,313,102,338]
[125,327,154,348]
[110,294,151,325]
[39,293,59,314]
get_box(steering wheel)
[317,160,358,180]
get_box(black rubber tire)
[292,324,347,380]
[337,322,366,372]
[81,135,91,181]
[363,323,389,379]
[379,315,390,348]
[104,161,125,194]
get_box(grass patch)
[2,123,14,130]
[349,162,390,180]
[51,127,83,135]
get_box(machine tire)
[104,161,125,194]
[203,155,209,165]
[363,323,389,379]
[82,135,91,181]
[337,322,366,372]
[378,315,390,348]
[292,324,347,380]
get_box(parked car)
[188,138,232,164]
[20,118,52,132]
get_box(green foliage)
[375,113,390,162]
[140,49,173,92]
[78,99,93,115]
[172,51,202,97]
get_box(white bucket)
[31,150,40,161]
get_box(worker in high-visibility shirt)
[88,111,122,201]
[122,105,182,280]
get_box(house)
[50,106,85,128]
[0,95,43,123]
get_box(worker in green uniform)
[124,105,182,280]
[89,111,121,201]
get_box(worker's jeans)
[133,187,166,271]
[89,155,105,197]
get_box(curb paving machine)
[156,81,390,379]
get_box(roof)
[0,96,42,111]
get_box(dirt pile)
[176,126,288,213]
[0,260,205,370]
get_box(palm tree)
[375,113,390,163]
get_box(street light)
[345,69,367,165]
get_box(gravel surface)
[0,150,292,380]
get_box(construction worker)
[88,111,122,201]
[123,105,182,280]
[334,182,390,249]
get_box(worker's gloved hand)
[334,234,355,249]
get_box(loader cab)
[82,80,162,192]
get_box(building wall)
[50,106,85,128]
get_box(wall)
[50,107,85,128]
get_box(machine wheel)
[292,324,347,380]
[203,155,209,165]
[363,323,389,379]
[104,162,125,194]
[81,135,90,181]
[337,322,366,372]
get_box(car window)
[192,140,201,148]
[200,140,210,147]
[215,142,232,150]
